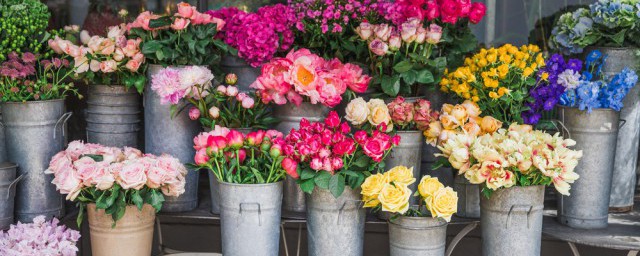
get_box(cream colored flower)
[461,100,481,118]
[427,187,458,222]
[450,105,469,124]
[440,114,460,130]
[424,121,443,146]
[418,175,444,199]
[441,103,454,114]
[379,183,411,214]
[368,100,392,131]
[345,97,369,126]
[384,166,416,187]
[486,168,516,190]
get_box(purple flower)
[0,216,80,256]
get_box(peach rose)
[480,116,502,134]
[100,60,118,73]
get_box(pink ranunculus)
[369,39,389,56]
[188,107,200,120]
[282,157,299,178]
[324,111,341,128]
[440,0,462,24]
[425,0,440,20]
[468,2,487,24]
[392,135,401,146]
[354,130,368,144]
[171,17,190,30]
[99,60,118,73]
[177,2,196,19]
[426,24,443,44]
[116,160,147,190]
[194,148,210,165]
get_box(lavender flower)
[0,216,80,256]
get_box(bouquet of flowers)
[48,24,147,93]
[282,111,400,198]
[46,141,187,225]
[150,65,214,117]
[361,166,457,221]
[207,4,297,67]
[192,126,286,184]
[559,50,639,112]
[250,48,371,108]
[423,101,502,146]
[196,74,278,129]
[438,123,583,197]
[344,97,437,132]
[127,2,232,67]
[0,0,51,61]
[550,0,640,55]
[378,0,486,26]
[440,44,546,124]
[0,216,80,256]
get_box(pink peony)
[151,67,184,105]
[282,157,299,179]
[189,107,200,120]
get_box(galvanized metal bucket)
[146,65,201,212]
[0,163,21,230]
[274,103,330,213]
[86,84,141,148]
[0,112,6,163]
[481,185,545,256]
[219,181,283,256]
[220,55,261,91]
[207,172,221,214]
[87,204,155,256]
[306,186,365,256]
[388,216,447,256]
[421,90,456,187]
[587,47,640,213]
[385,131,423,205]
[454,175,480,218]
[1,99,70,223]
[557,106,620,229]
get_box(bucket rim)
[1,99,65,105]
[0,162,18,170]
[556,105,619,113]
[584,46,639,51]
[389,215,448,229]
[218,180,284,188]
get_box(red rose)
[325,111,341,128]
[468,2,486,24]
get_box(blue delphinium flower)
[600,67,639,110]
[576,80,602,113]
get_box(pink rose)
[48,38,63,54]
[388,97,415,127]
[52,167,82,201]
[89,60,101,72]
[331,157,344,170]
[356,22,373,40]
[414,99,434,130]
[156,155,187,180]
[161,175,186,197]
[468,2,486,24]
[123,147,143,160]
[310,157,323,170]
[401,18,420,43]
[98,39,116,55]
[369,39,389,56]
[122,39,142,57]
[47,151,71,175]
[113,49,125,62]
[99,60,118,73]
[146,166,167,189]
[426,24,443,45]
[171,17,190,30]
[282,158,299,179]
[388,34,402,51]
[177,2,196,19]
[125,60,142,72]
[94,162,115,190]
[74,156,98,186]
[374,24,392,41]
[116,160,147,190]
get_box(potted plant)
[192,128,286,255]
[49,24,146,148]
[438,123,582,256]
[251,48,371,212]
[556,50,638,228]
[0,215,80,256]
[550,2,640,212]
[361,166,457,256]
[282,111,399,256]
[46,141,187,256]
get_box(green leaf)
[132,190,144,211]
[300,168,316,180]
[328,174,346,198]
[80,154,104,162]
[416,69,434,84]
[314,171,331,189]
[354,154,370,168]
[381,75,401,96]
[401,70,417,85]
[76,203,85,228]
[300,178,315,194]
[149,190,165,212]
[149,16,172,29]
[141,41,163,55]
[393,60,413,73]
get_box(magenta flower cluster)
[207,4,298,67]
[289,0,384,34]
[0,52,37,80]
[0,216,80,256]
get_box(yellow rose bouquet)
[440,44,546,124]
[437,123,583,198]
[423,100,502,146]
[361,165,458,221]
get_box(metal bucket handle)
[53,112,73,139]
[239,202,262,226]
[619,119,627,129]
[337,199,363,225]
[506,204,533,229]
[552,119,572,140]
[7,174,24,200]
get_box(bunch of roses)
[378,0,486,26]
[387,96,437,131]
[127,2,223,32]
[290,0,384,34]
[356,18,443,56]
[361,166,457,221]
[46,141,188,201]
[250,48,370,107]
[0,216,80,256]
[151,66,213,105]
[282,111,400,177]
[207,4,297,67]
[438,123,582,196]
[522,54,582,124]
[193,126,286,184]
[345,98,394,132]
[424,101,501,146]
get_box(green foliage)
[0,0,51,61]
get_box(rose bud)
[426,24,443,45]
[388,35,402,51]
[225,73,238,85]
[189,107,200,120]
[356,22,373,40]
[269,144,283,158]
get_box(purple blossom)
[0,216,80,256]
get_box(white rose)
[345,97,369,125]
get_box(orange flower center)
[297,67,314,87]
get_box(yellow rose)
[379,183,411,214]
[480,116,502,134]
[441,103,454,114]
[450,105,469,124]
[461,100,481,118]
[367,99,392,131]
[418,175,444,199]
[361,173,387,197]
[427,187,458,222]
[440,114,460,130]
[345,97,369,126]
[488,91,500,99]
[384,165,416,187]
[363,194,381,208]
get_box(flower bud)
[226,86,239,97]
[189,107,200,121]
[388,35,401,51]
[208,106,220,119]
[225,73,238,85]
[426,24,443,45]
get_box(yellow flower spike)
[489,91,500,99]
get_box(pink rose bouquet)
[251,48,371,108]
[192,126,287,184]
[127,2,233,66]
[0,216,80,256]
[282,111,400,198]
[379,0,486,25]
[48,24,147,93]
[150,65,214,118]
[46,141,187,225]
[207,4,298,67]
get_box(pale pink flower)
[116,160,147,190]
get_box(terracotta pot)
[87,204,155,256]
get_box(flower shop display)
[283,111,399,255]
[146,65,214,212]
[359,0,486,97]
[549,0,640,55]
[47,141,187,256]
[0,216,80,256]
[0,163,19,230]
[362,167,457,256]
[440,44,546,124]
[556,50,639,227]
[49,25,146,148]
[192,128,286,255]
[439,124,582,255]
